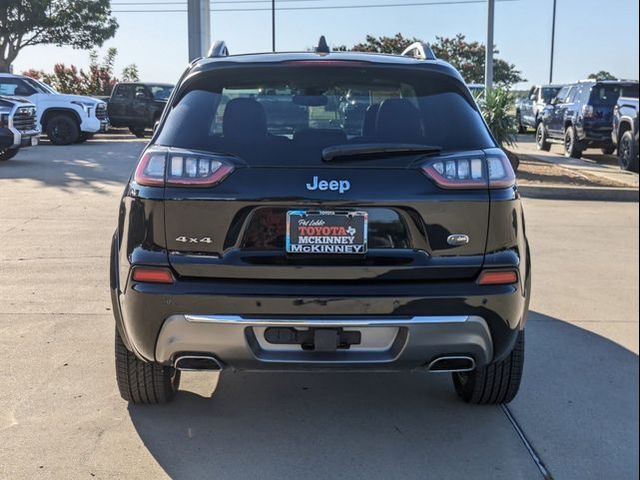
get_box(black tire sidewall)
[0,148,19,161]
[618,131,639,172]
[47,115,80,145]
[536,123,550,151]
[564,126,582,158]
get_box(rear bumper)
[113,270,528,370]
[155,314,493,371]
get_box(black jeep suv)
[537,80,640,158]
[110,40,531,405]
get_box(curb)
[519,184,639,202]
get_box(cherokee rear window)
[156,65,494,165]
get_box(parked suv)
[515,84,562,133]
[110,40,531,405]
[0,95,40,161]
[537,80,640,158]
[106,82,173,137]
[0,73,108,145]
[612,93,639,172]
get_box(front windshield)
[156,66,494,166]
[23,77,55,94]
[149,85,173,101]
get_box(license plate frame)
[286,210,368,255]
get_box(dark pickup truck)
[106,82,173,137]
[515,84,563,133]
[537,80,639,158]
[612,95,639,172]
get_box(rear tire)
[452,330,525,404]
[129,126,146,138]
[600,143,615,155]
[516,111,526,134]
[0,148,19,161]
[564,126,583,158]
[535,122,551,151]
[115,327,180,404]
[618,130,639,172]
[46,114,80,145]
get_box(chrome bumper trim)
[184,314,471,327]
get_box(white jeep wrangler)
[0,73,109,145]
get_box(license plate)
[286,210,368,254]
[31,136,39,146]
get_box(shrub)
[479,86,517,148]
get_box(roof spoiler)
[208,40,229,58]
[401,42,437,61]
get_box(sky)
[11,0,640,89]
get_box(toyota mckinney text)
[110,39,531,405]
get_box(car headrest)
[376,98,423,142]
[223,98,267,140]
[362,104,380,137]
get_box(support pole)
[272,0,276,52]
[485,0,495,91]
[549,0,557,84]
[188,0,211,60]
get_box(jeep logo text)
[306,176,351,194]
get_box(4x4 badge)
[175,236,213,244]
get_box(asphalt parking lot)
[0,139,638,479]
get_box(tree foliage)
[478,86,517,148]
[588,70,617,81]
[349,33,524,85]
[23,49,139,96]
[0,0,118,72]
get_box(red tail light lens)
[134,150,166,186]
[422,150,515,189]
[134,147,235,187]
[478,270,518,285]
[132,267,174,284]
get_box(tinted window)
[541,87,561,103]
[114,85,133,98]
[149,85,173,100]
[0,78,35,96]
[156,66,494,166]
[555,86,572,103]
[589,83,639,105]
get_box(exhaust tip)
[174,355,223,372]
[428,355,475,373]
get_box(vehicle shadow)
[127,312,639,480]
[0,141,144,194]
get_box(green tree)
[0,0,118,72]
[588,70,617,81]
[121,64,140,83]
[350,33,524,85]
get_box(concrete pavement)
[0,141,638,479]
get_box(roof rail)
[315,35,330,54]
[400,42,436,61]
[208,40,229,58]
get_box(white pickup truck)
[0,73,109,145]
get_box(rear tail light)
[132,267,174,284]
[582,104,594,118]
[134,147,235,187]
[478,270,518,285]
[422,149,515,189]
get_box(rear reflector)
[478,270,518,285]
[132,267,174,284]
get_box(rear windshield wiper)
[322,143,442,162]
